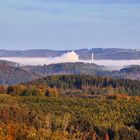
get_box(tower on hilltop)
[91,52,94,62]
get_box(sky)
[0,0,140,50]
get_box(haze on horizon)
[1,51,140,68]
[0,0,140,50]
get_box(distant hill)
[0,60,39,85]
[0,48,140,60]
[0,60,140,85]
[24,62,104,76]
[0,60,19,67]
[119,65,140,80]
[24,63,140,81]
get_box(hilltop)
[0,60,39,85]
[24,62,103,76]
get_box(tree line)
[0,75,140,96]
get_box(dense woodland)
[26,75,140,96]
[0,75,140,139]
[0,95,140,140]
[0,74,140,97]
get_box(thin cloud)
[43,0,140,3]
[9,5,65,15]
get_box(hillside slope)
[24,62,104,76]
[24,63,140,81]
[0,60,39,85]
[0,60,140,85]
[119,65,140,80]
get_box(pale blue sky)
[0,0,140,50]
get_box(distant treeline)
[27,75,140,96]
[0,75,139,97]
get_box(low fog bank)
[0,51,140,69]
[0,51,79,66]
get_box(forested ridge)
[0,74,139,97]
[27,75,140,96]
[24,62,102,76]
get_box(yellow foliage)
[45,87,59,97]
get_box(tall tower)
[91,53,94,63]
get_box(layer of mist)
[0,51,140,69]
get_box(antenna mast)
[91,52,94,63]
